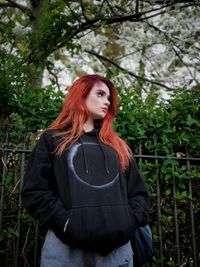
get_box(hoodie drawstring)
[98,139,110,174]
[80,133,109,174]
[80,138,89,174]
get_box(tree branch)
[26,0,199,72]
[99,57,114,75]
[105,0,117,16]
[80,0,89,22]
[144,21,198,82]
[142,0,198,4]
[0,0,33,18]
[144,21,186,53]
[135,0,140,18]
[46,65,61,90]
[22,227,31,267]
[79,1,198,27]
[85,49,173,90]
[55,4,176,51]
[171,46,198,84]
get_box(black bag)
[131,224,155,266]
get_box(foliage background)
[0,81,200,266]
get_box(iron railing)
[0,144,199,267]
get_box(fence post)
[15,144,26,267]
[172,163,180,265]
[186,149,197,267]
[0,132,8,230]
[154,134,164,267]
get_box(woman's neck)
[83,117,94,132]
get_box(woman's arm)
[21,132,70,231]
[126,158,150,229]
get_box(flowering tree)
[0,0,199,108]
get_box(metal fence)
[0,144,200,267]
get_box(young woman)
[21,74,149,267]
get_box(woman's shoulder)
[37,127,67,147]
[41,126,69,138]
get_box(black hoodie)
[21,129,149,254]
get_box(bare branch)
[105,0,117,16]
[55,4,182,52]
[135,0,140,17]
[171,46,198,84]
[22,227,31,267]
[80,0,89,21]
[142,0,198,4]
[85,49,173,90]
[144,21,186,53]
[28,0,199,63]
[141,53,161,78]
[115,51,139,61]
[80,2,198,26]
[144,21,198,82]
[46,65,61,90]
[99,57,114,75]
[0,0,33,18]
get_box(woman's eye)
[97,92,103,97]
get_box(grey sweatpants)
[40,230,134,267]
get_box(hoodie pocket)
[64,205,135,251]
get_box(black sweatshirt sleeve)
[126,158,150,229]
[21,132,70,231]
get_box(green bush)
[0,82,200,266]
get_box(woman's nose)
[104,98,110,106]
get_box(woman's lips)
[101,108,108,113]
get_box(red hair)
[46,74,132,170]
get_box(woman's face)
[85,81,110,120]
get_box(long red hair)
[46,74,132,170]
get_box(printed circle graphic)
[68,142,119,189]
